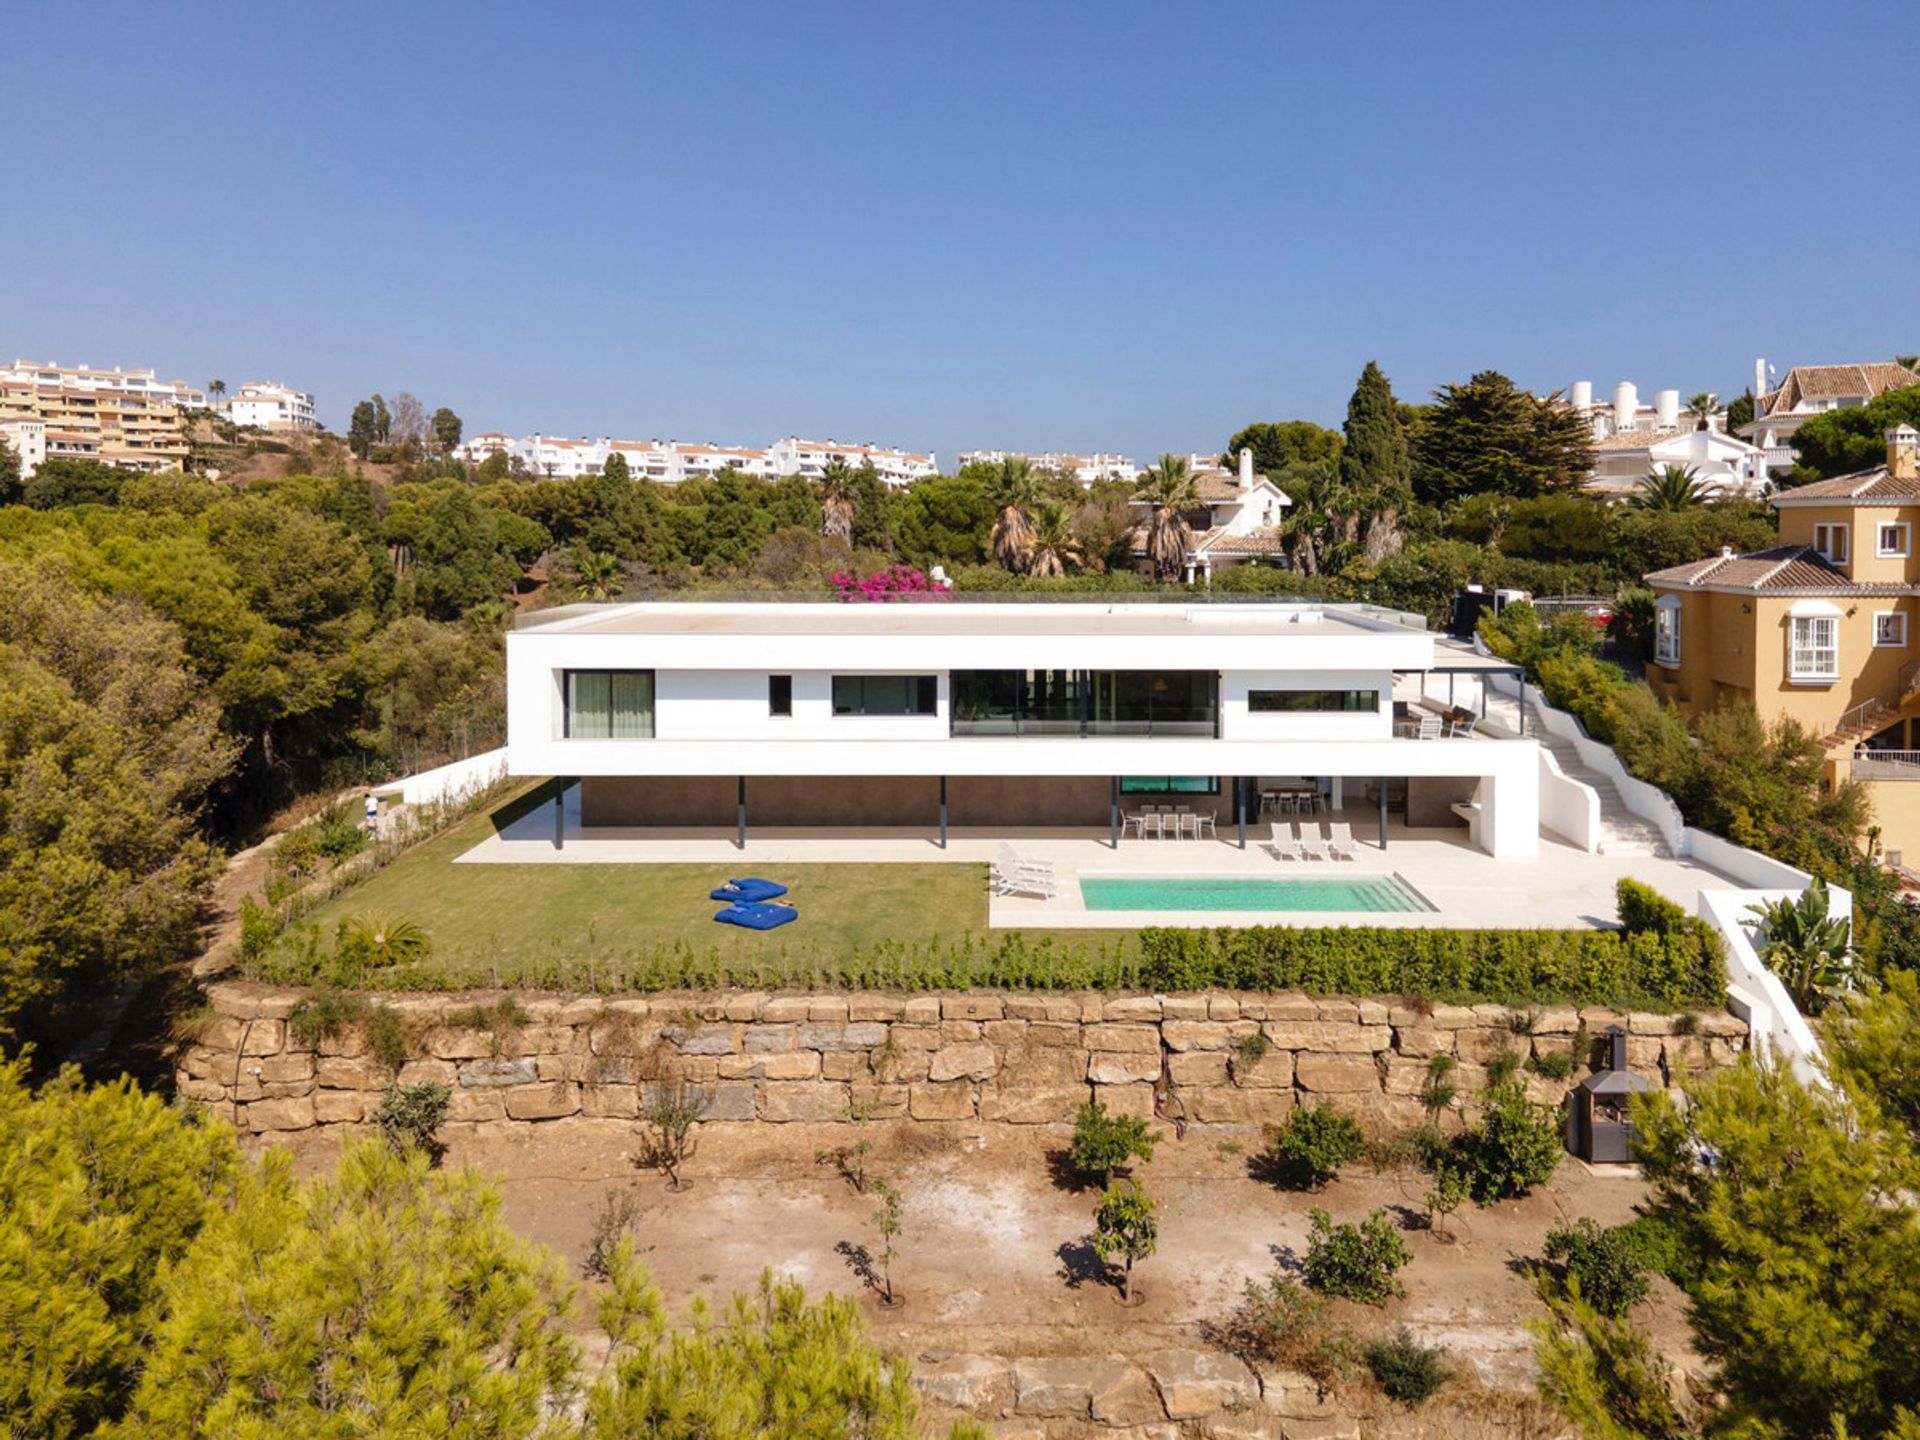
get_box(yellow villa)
[1644,425,1920,860]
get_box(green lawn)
[262,782,1132,991]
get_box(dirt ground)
[275,1116,1693,1413]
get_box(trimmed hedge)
[256,914,1724,1010]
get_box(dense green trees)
[1785,383,1920,484]
[0,562,230,1042]
[1337,361,1412,561]
[1413,370,1596,507]
[0,1068,976,1439]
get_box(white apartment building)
[505,599,1541,856]
[0,418,46,478]
[958,451,1141,486]
[1568,379,1764,497]
[766,437,937,487]
[607,440,779,483]
[456,432,516,464]
[0,359,203,473]
[1738,358,1920,474]
[224,380,318,431]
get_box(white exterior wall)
[504,604,1543,856]
[0,419,46,477]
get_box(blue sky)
[6,1,1913,462]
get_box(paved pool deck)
[459,784,1744,931]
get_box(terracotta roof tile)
[1645,543,1910,595]
[1762,362,1920,415]
[1771,465,1920,504]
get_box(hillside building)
[0,358,202,473]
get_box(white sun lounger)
[1326,822,1359,862]
[1296,822,1331,861]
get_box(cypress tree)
[1337,361,1411,561]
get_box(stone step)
[1528,706,1670,857]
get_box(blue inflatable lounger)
[710,877,789,903]
[714,901,797,931]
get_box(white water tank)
[1569,380,1593,412]
[1613,381,1638,432]
[1655,389,1680,429]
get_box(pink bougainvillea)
[829,565,951,602]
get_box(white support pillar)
[1477,764,1541,857]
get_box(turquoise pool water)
[1078,873,1434,913]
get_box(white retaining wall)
[395,747,510,807]
[1483,666,1844,1077]
[1538,747,1602,852]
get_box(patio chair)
[1121,809,1151,840]
[1192,810,1217,839]
[994,843,1057,886]
[992,864,1058,898]
[1325,822,1359,862]
[1264,820,1296,860]
[1297,822,1331,861]
[1416,716,1443,740]
[1173,806,1198,839]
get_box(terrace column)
[1378,779,1388,850]
[736,777,746,850]
[553,779,569,851]
[940,776,948,849]
[1109,777,1119,849]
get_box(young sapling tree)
[870,1177,903,1306]
[1092,1179,1159,1304]
[643,1079,708,1191]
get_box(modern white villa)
[504,599,1543,857]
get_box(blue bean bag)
[713,901,797,931]
[710,877,789,903]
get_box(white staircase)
[1527,705,1671,856]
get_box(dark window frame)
[1247,688,1380,714]
[768,674,793,717]
[831,674,939,717]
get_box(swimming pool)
[1077,873,1435,913]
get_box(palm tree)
[988,456,1041,572]
[818,460,856,545]
[208,378,226,399]
[1026,503,1083,579]
[571,546,623,600]
[1745,879,1852,1014]
[1134,453,1199,581]
[1633,464,1709,511]
[1685,392,1719,431]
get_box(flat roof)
[514,599,1425,641]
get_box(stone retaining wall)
[178,982,1746,1138]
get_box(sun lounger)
[710,877,789,902]
[992,866,1059,898]
[1325,823,1359,862]
[1295,822,1330,861]
[1264,821,1296,860]
[713,901,797,930]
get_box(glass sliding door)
[951,670,1217,737]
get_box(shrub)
[1271,1103,1368,1188]
[1232,1030,1271,1078]
[1420,1054,1458,1122]
[1303,1207,1411,1304]
[374,1081,451,1162]
[1423,1160,1468,1238]
[1367,1327,1453,1405]
[310,804,369,861]
[1616,878,1689,936]
[1542,1218,1655,1318]
[288,988,366,1048]
[585,1186,645,1280]
[363,1004,410,1074]
[1451,1081,1563,1203]
[1070,1100,1158,1187]
[336,911,432,973]
[1528,1049,1575,1081]
[239,896,280,964]
[1215,1274,1362,1390]
[643,1079,707,1190]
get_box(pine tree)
[113,1138,580,1436]
[1337,361,1411,562]
[0,1059,244,1438]
[1412,370,1596,506]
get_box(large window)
[950,670,1218,737]
[1875,612,1908,648]
[1121,776,1218,795]
[1788,614,1839,681]
[768,674,793,716]
[564,670,654,738]
[1247,689,1380,713]
[832,674,937,716]
[1654,602,1681,666]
